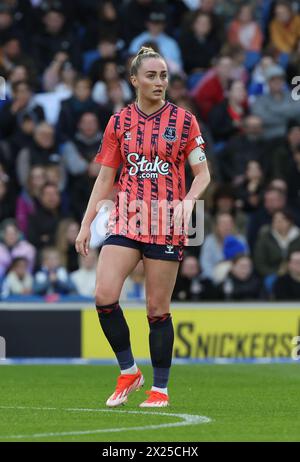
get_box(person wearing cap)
[251,64,300,140]
[128,11,183,73]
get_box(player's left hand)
[173,200,194,235]
[75,225,91,257]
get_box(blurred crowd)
[1,0,300,302]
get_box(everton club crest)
[162,127,177,142]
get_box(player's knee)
[95,284,118,306]
[146,297,169,318]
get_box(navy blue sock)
[96,302,134,371]
[115,347,135,371]
[153,367,170,389]
[147,313,174,389]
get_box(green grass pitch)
[0,364,299,442]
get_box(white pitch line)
[0,406,211,439]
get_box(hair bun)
[137,46,155,56]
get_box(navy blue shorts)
[102,235,184,262]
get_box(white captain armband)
[187,146,207,166]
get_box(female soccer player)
[75,47,210,408]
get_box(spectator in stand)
[15,165,47,235]
[191,55,233,121]
[1,1,35,40]
[0,4,19,46]
[5,64,35,99]
[254,209,300,278]
[270,120,300,180]
[182,0,224,41]
[287,144,300,210]
[218,254,261,300]
[27,182,63,250]
[221,44,249,84]
[0,35,35,81]
[56,76,106,142]
[219,115,270,183]
[195,0,225,41]
[200,212,248,281]
[213,234,248,284]
[235,160,265,213]
[30,0,76,27]
[121,0,161,45]
[180,11,221,74]
[61,112,102,221]
[248,54,275,103]
[6,112,36,169]
[0,219,36,279]
[286,38,300,85]
[16,122,63,188]
[1,256,33,298]
[129,10,183,74]
[216,0,261,26]
[33,246,76,296]
[71,249,98,297]
[272,251,300,300]
[0,168,15,222]
[42,51,77,95]
[172,255,218,301]
[32,6,82,73]
[269,0,300,54]
[92,59,132,105]
[83,1,121,51]
[268,178,288,196]
[43,164,67,210]
[227,4,263,52]
[208,79,248,143]
[55,218,80,273]
[0,138,16,185]
[247,187,287,250]
[106,79,132,114]
[0,80,44,138]
[251,64,300,140]
[88,35,123,83]
[167,74,188,105]
[207,185,248,235]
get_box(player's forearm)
[81,167,116,227]
[185,170,211,203]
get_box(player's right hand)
[75,225,91,257]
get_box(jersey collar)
[134,101,170,120]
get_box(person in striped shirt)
[75,46,210,408]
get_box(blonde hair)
[130,46,164,76]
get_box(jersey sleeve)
[94,115,122,168]
[183,114,206,160]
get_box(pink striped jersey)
[94,101,206,246]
